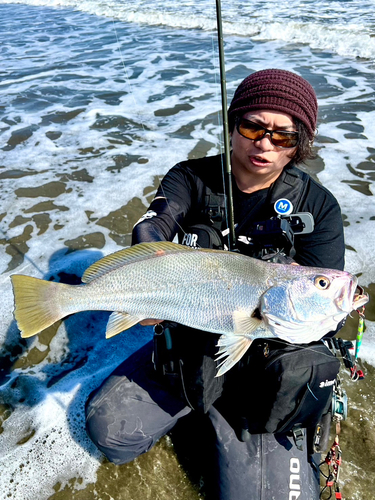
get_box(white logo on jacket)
[181,232,198,248]
[319,379,335,388]
[133,210,157,228]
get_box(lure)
[351,306,366,380]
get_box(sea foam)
[0,0,375,59]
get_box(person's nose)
[253,133,274,151]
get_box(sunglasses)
[235,118,299,149]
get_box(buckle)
[292,425,305,451]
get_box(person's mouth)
[250,156,272,167]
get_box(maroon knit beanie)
[228,69,318,140]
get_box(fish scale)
[77,249,263,331]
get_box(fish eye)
[314,275,331,290]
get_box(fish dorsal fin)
[233,309,262,334]
[105,312,144,338]
[82,241,192,283]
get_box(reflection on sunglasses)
[236,118,299,149]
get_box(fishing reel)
[238,212,314,260]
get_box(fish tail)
[11,275,70,338]
[215,334,253,377]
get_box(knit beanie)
[228,69,318,139]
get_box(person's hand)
[270,254,299,265]
[139,319,164,326]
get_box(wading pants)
[85,341,320,500]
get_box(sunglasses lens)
[237,119,298,148]
[237,120,265,141]
[271,132,298,148]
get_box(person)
[85,69,345,499]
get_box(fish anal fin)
[82,242,193,283]
[215,334,252,377]
[233,309,262,334]
[105,312,142,338]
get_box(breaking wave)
[1,0,375,60]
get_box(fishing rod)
[215,0,236,251]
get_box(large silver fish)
[11,241,368,376]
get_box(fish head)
[260,268,369,343]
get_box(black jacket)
[131,154,346,417]
[133,154,345,270]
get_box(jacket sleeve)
[132,163,195,244]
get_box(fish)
[10,241,369,376]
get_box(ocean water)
[0,1,374,499]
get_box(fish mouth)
[335,276,368,313]
[352,284,369,310]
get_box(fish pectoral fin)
[105,312,143,338]
[215,334,253,377]
[233,309,262,334]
